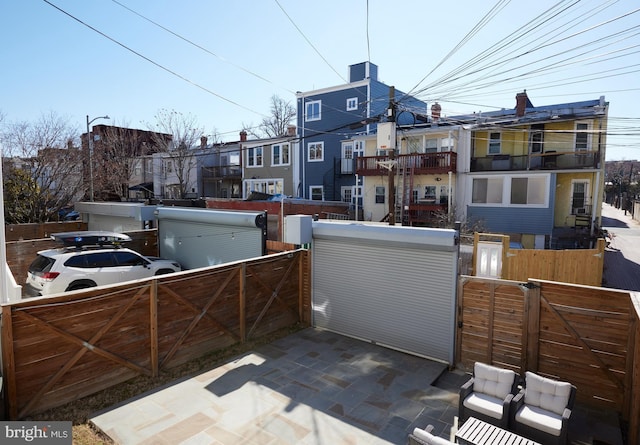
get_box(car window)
[29,255,56,273]
[83,252,116,268]
[114,251,148,266]
[64,255,88,268]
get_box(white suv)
[24,231,181,297]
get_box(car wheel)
[66,280,97,291]
[155,269,175,276]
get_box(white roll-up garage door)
[312,222,458,364]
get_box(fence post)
[150,280,158,377]
[523,282,540,373]
[1,305,17,419]
[239,263,246,343]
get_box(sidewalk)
[601,203,640,291]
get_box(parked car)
[24,231,182,297]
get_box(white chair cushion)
[473,362,516,400]
[524,371,572,416]
[412,427,454,445]
[463,392,504,419]
[515,404,563,436]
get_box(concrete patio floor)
[90,328,624,445]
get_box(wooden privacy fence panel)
[504,239,605,286]
[473,233,605,286]
[456,277,526,374]
[1,250,310,419]
[457,276,635,422]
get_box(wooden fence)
[5,221,88,242]
[457,276,639,444]
[1,249,311,419]
[473,233,605,286]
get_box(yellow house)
[468,92,608,248]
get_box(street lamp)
[86,114,110,201]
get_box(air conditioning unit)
[573,207,587,215]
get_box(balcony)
[202,165,242,179]
[470,150,599,172]
[356,152,457,176]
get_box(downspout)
[448,171,453,220]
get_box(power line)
[42,0,269,119]
[109,0,296,95]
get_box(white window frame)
[488,132,501,155]
[346,97,358,111]
[243,178,284,199]
[247,146,263,167]
[308,141,324,162]
[305,100,321,122]
[310,185,324,201]
[575,121,591,152]
[470,174,550,208]
[271,143,290,166]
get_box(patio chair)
[458,362,519,428]
[408,424,454,445]
[510,371,576,445]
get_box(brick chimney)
[200,136,207,149]
[515,91,529,117]
[240,130,247,142]
[431,102,441,121]
[286,125,296,137]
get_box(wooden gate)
[457,276,636,421]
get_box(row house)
[241,126,298,199]
[353,110,464,225]
[462,92,608,248]
[295,61,428,204]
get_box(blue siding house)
[296,62,427,202]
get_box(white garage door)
[312,222,458,364]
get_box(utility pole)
[388,86,396,226]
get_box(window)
[440,137,454,151]
[114,252,147,267]
[308,142,323,161]
[247,146,263,167]
[425,138,438,153]
[571,180,589,213]
[529,124,544,154]
[472,178,503,203]
[341,186,352,203]
[510,177,545,205]
[424,186,436,200]
[375,186,385,204]
[272,143,289,166]
[84,252,115,268]
[310,186,323,201]
[244,178,284,198]
[440,185,449,204]
[346,97,358,111]
[488,132,501,155]
[306,100,321,122]
[472,175,549,206]
[407,136,423,154]
[575,122,590,151]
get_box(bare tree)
[148,109,203,199]
[1,111,82,222]
[244,95,296,139]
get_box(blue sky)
[2,0,639,160]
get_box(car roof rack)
[51,231,132,248]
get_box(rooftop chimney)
[515,91,529,117]
[240,130,247,142]
[286,125,296,137]
[200,136,207,149]
[431,102,442,121]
